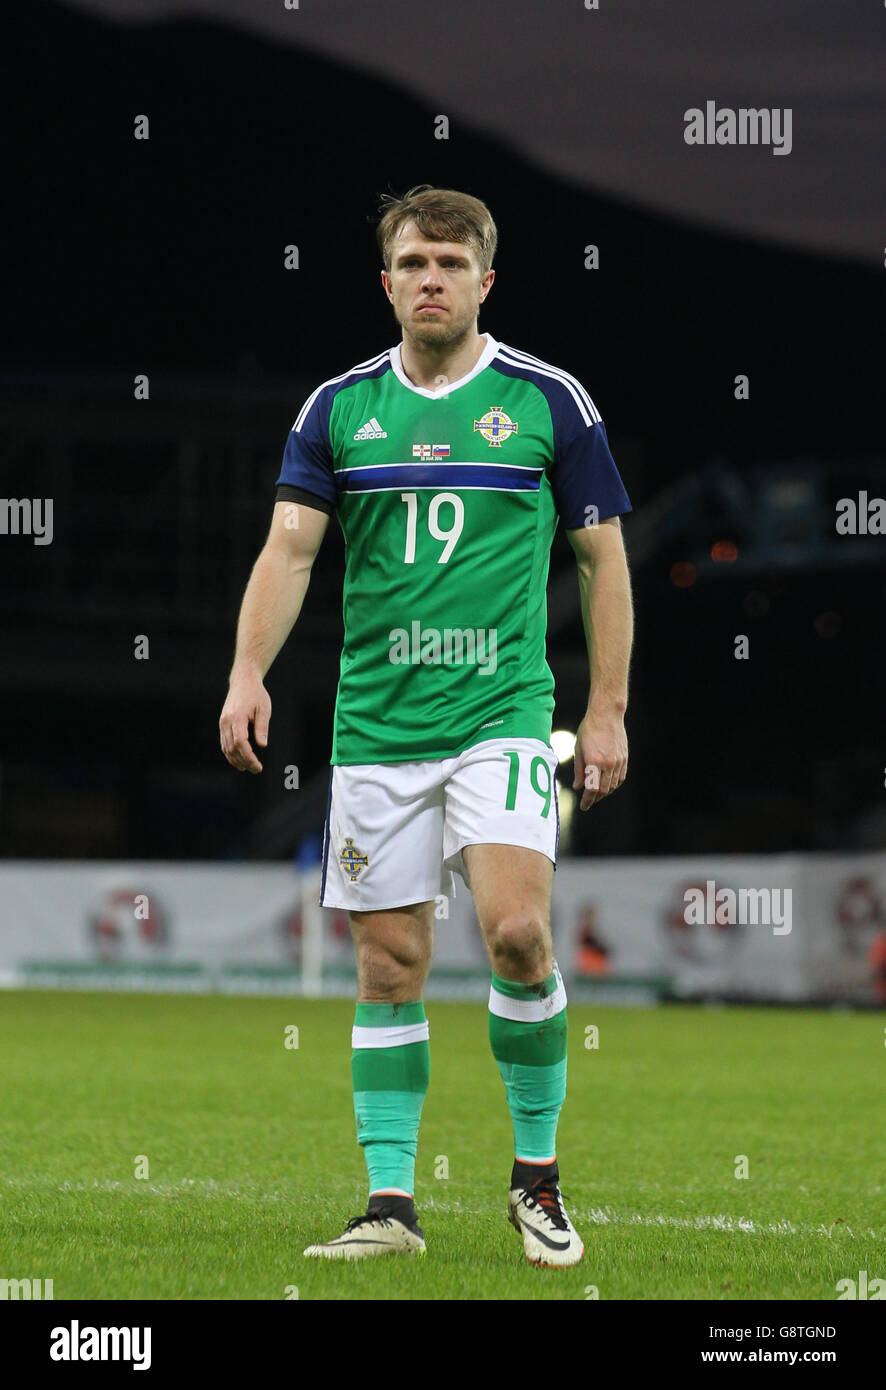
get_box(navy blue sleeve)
[550,399,631,529]
[275,386,337,509]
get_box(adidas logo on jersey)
[354,417,387,440]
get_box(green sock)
[351,1001,430,1198]
[488,965,568,1162]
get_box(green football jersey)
[276,333,630,764]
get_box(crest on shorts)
[339,837,369,882]
[473,406,519,448]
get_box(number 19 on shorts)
[502,749,554,818]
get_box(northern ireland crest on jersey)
[473,406,519,447]
[339,837,369,881]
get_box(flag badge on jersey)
[473,407,519,447]
[339,838,370,881]
[412,443,451,459]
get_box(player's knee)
[357,937,429,997]
[488,912,549,975]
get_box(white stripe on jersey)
[495,344,602,428]
[292,350,390,433]
[335,484,542,494]
[496,342,601,421]
[342,460,544,474]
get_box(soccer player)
[219,186,633,1267]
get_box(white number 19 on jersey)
[401,492,464,564]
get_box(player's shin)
[351,1001,430,1210]
[488,966,568,1165]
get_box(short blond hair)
[376,185,498,276]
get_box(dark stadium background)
[2,0,884,866]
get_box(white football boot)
[303,1206,426,1260]
[508,1176,585,1267]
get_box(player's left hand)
[572,711,628,811]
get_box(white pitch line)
[416,1196,883,1241]
[577,1205,881,1240]
[1,1179,881,1240]
[0,1176,294,1202]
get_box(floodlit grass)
[0,991,883,1300]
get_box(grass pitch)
[0,990,883,1300]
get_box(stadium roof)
[61,0,884,267]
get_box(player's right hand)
[219,675,271,774]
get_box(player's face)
[381,224,494,348]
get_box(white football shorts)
[319,736,560,911]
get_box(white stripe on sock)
[351,1020,430,1049]
[488,967,567,1023]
